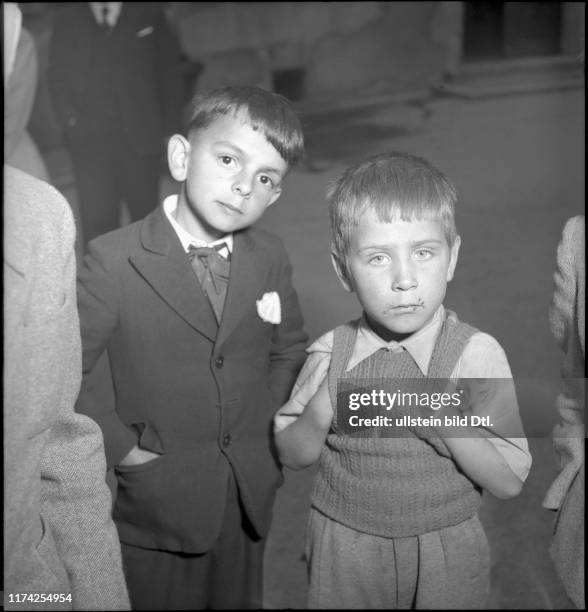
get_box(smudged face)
[334,208,460,341]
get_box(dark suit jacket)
[76,205,308,553]
[48,3,183,155]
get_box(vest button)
[222,433,232,447]
[215,356,224,368]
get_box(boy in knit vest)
[274,152,532,609]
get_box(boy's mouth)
[217,201,243,215]
[390,303,423,313]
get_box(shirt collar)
[89,3,122,27]
[163,195,233,255]
[348,305,446,375]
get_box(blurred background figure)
[4,12,49,181]
[430,1,464,80]
[3,4,130,609]
[542,215,585,609]
[48,2,183,248]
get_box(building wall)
[561,1,585,57]
[170,1,585,101]
[169,2,453,99]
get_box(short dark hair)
[187,86,305,167]
[329,152,458,261]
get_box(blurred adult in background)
[3,4,130,609]
[4,17,49,181]
[48,2,183,247]
[542,215,585,609]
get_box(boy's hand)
[275,375,333,470]
[307,377,333,430]
[118,445,162,467]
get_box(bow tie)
[187,243,231,296]
[187,242,230,261]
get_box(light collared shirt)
[163,194,233,258]
[275,305,532,482]
[349,304,446,373]
[89,2,122,28]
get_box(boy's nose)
[232,172,253,198]
[391,262,417,291]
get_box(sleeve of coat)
[268,238,309,407]
[76,239,138,468]
[4,28,37,159]
[543,215,585,510]
[154,6,184,136]
[47,7,76,132]
[41,198,130,610]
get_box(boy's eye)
[258,175,274,188]
[368,254,389,265]
[414,249,433,260]
[219,156,236,167]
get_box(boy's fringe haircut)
[187,86,305,167]
[328,152,458,260]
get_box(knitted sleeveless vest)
[310,310,483,537]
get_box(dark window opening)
[272,68,306,101]
[463,2,562,61]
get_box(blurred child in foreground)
[542,215,585,609]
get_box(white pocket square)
[136,26,154,37]
[256,292,281,324]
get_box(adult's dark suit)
[76,205,308,555]
[48,3,183,246]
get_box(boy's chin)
[366,313,432,343]
[198,215,248,240]
[365,317,418,343]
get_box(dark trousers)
[120,471,265,610]
[68,123,161,248]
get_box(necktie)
[188,243,231,323]
[101,4,112,32]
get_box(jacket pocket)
[112,448,228,551]
[114,452,165,474]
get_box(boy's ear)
[446,235,461,282]
[331,250,353,293]
[168,134,191,182]
[267,185,283,207]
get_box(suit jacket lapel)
[109,3,134,51]
[216,231,267,348]
[129,207,218,342]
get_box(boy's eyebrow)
[214,140,284,176]
[410,239,445,246]
[358,239,445,251]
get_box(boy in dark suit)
[75,86,308,609]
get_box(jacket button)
[222,433,232,447]
[215,356,224,368]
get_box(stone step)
[437,55,584,98]
[459,55,582,78]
